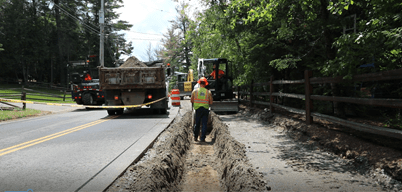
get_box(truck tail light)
[147,94,152,99]
[84,73,92,81]
[114,95,119,100]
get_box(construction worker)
[209,63,225,79]
[191,77,213,142]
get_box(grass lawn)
[0,108,46,121]
[0,83,75,121]
[0,84,75,104]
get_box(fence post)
[63,89,66,101]
[250,80,254,107]
[304,70,313,124]
[21,85,26,110]
[270,76,275,115]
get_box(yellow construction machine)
[175,69,196,99]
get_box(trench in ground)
[105,110,268,191]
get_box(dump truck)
[99,57,169,115]
[196,58,238,113]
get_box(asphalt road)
[0,104,179,192]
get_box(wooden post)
[63,89,66,101]
[270,76,275,115]
[250,80,254,107]
[237,86,240,103]
[21,85,26,110]
[304,70,313,124]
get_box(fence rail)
[0,86,69,110]
[238,68,402,140]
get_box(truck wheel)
[107,110,115,115]
[82,93,93,105]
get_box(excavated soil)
[105,109,268,191]
[119,56,148,68]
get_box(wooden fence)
[238,68,402,139]
[0,86,69,110]
[26,81,69,91]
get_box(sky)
[115,0,204,62]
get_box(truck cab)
[68,59,105,105]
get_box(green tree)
[0,0,133,84]
[182,0,401,117]
[159,1,193,74]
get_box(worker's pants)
[194,107,209,141]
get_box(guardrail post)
[270,76,275,115]
[304,70,313,124]
[250,80,254,107]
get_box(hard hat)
[198,77,208,86]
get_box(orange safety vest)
[193,87,210,110]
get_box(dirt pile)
[106,109,269,191]
[119,56,147,68]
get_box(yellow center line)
[0,115,119,157]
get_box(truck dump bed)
[99,66,166,90]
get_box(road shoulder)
[220,106,401,191]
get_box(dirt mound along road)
[106,110,268,191]
[119,56,148,68]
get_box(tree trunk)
[55,0,64,86]
[320,0,344,117]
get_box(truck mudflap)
[210,100,239,113]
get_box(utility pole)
[99,0,105,67]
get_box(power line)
[52,2,163,43]
[56,4,99,34]
[64,13,99,35]
[63,16,99,35]
[58,1,99,29]
[53,2,99,34]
